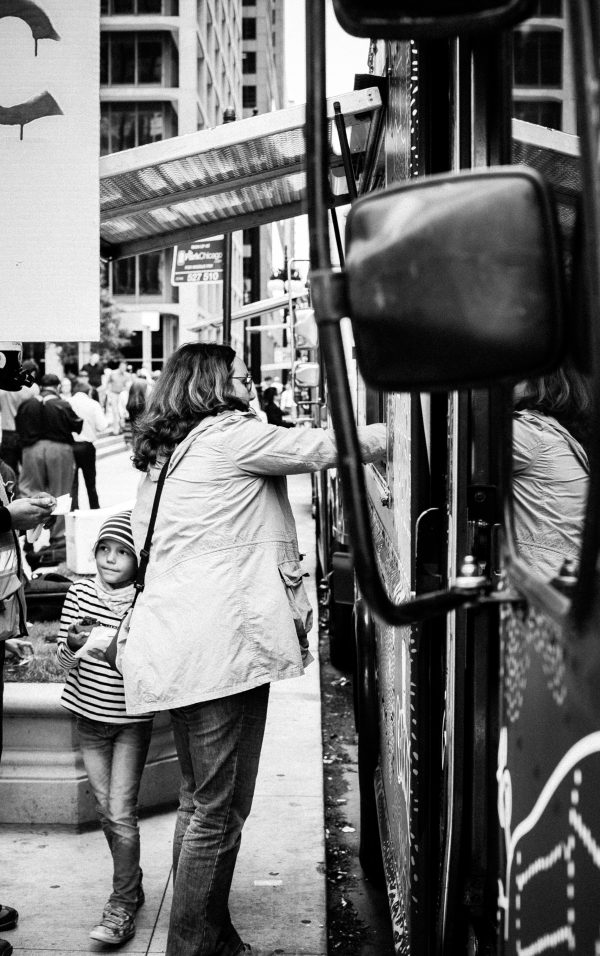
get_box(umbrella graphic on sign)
[0,90,62,139]
[0,0,62,139]
[0,0,60,55]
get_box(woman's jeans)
[167,683,270,956]
[76,716,153,914]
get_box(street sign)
[171,236,224,285]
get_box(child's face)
[95,537,136,589]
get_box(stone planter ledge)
[1,682,179,827]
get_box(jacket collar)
[148,409,256,481]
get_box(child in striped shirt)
[56,511,153,947]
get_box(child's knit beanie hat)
[93,510,136,558]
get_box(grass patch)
[5,563,93,684]
[5,619,65,684]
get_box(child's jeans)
[76,716,153,913]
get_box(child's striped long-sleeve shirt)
[57,579,152,724]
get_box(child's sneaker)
[101,882,144,920]
[89,906,135,945]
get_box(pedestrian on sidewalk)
[123,377,147,448]
[56,511,153,947]
[80,352,105,392]
[0,465,55,956]
[15,374,83,558]
[121,343,387,956]
[69,380,109,510]
[262,387,295,428]
[106,362,130,435]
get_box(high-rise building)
[240,0,288,378]
[512,0,576,133]
[100,0,244,367]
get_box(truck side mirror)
[332,0,537,37]
[344,167,566,392]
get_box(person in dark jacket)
[262,387,295,428]
[80,352,104,389]
[16,374,83,551]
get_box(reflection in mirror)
[512,365,591,582]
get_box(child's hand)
[66,622,94,651]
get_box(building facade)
[239,0,289,379]
[512,0,576,133]
[100,0,244,368]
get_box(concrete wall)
[0,683,178,827]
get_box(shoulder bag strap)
[132,456,171,602]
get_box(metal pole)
[221,108,236,347]
[142,326,152,372]
[222,233,232,347]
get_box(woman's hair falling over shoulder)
[514,364,593,453]
[132,343,237,471]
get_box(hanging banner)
[0,0,100,340]
[171,236,224,285]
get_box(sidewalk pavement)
[2,452,327,956]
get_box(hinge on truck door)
[467,484,499,581]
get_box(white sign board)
[0,0,100,341]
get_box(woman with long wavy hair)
[513,365,592,578]
[122,342,386,956]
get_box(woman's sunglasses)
[232,373,253,389]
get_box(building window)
[101,32,179,86]
[243,85,257,109]
[111,252,164,296]
[513,99,562,129]
[138,36,163,82]
[242,17,256,39]
[243,51,256,74]
[137,0,165,11]
[513,29,562,87]
[102,0,175,12]
[100,102,177,153]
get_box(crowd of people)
[0,340,591,956]
[0,356,157,564]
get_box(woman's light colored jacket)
[123,411,386,713]
[513,409,589,578]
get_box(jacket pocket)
[278,560,314,665]
[0,570,23,641]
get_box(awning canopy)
[100,87,383,261]
[512,118,580,238]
